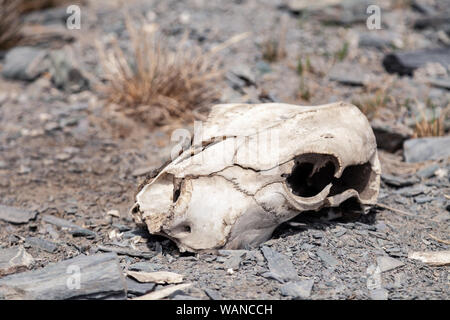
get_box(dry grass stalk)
[97,18,224,126]
[413,104,448,138]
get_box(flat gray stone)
[0,205,37,224]
[126,278,155,295]
[427,78,450,91]
[411,0,436,15]
[25,237,58,253]
[0,246,34,277]
[261,246,299,282]
[0,161,8,169]
[404,136,450,163]
[223,255,244,271]
[358,33,397,49]
[97,245,153,259]
[371,119,413,152]
[128,262,162,272]
[285,0,354,13]
[316,249,339,268]
[280,280,314,299]
[377,256,405,273]
[219,250,247,271]
[415,195,434,204]
[230,64,256,86]
[48,49,89,93]
[383,47,450,76]
[417,164,440,179]
[398,185,427,197]
[42,215,81,229]
[204,288,223,300]
[42,215,96,239]
[370,288,389,300]
[2,47,49,81]
[0,253,126,300]
[413,15,450,30]
[381,174,420,187]
[23,6,71,25]
[69,228,96,239]
[329,62,368,86]
[171,294,201,300]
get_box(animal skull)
[131,102,381,252]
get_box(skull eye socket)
[286,161,335,197]
[329,162,377,199]
[285,153,377,201]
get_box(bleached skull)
[131,102,380,252]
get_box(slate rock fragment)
[280,280,314,299]
[48,49,89,93]
[0,253,127,300]
[381,174,419,187]
[261,246,299,283]
[370,119,413,152]
[204,288,223,300]
[126,278,156,296]
[416,164,439,179]
[42,215,96,239]
[316,249,339,268]
[376,256,405,273]
[97,245,153,259]
[404,136,450,163]
[0,205,37,224]
[25,237,58,253]
[2,47,49,81]
[370,288,388,300]
[383,47,450,76]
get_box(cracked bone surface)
[131,102,381,252]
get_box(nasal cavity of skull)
[286,161,336,197]
[172,223,192,235]
[173,178,183,203]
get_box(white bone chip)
[408,251,450,266]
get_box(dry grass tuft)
[352,89,392,120]
[97,19,224,126]
[261,16,288,63]
[262,39,286,63]
[0,0,76,50]
[0,0,79,50]
[413,104,449,138]
[0,0,23,50]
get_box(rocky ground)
[0,0,449,300]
